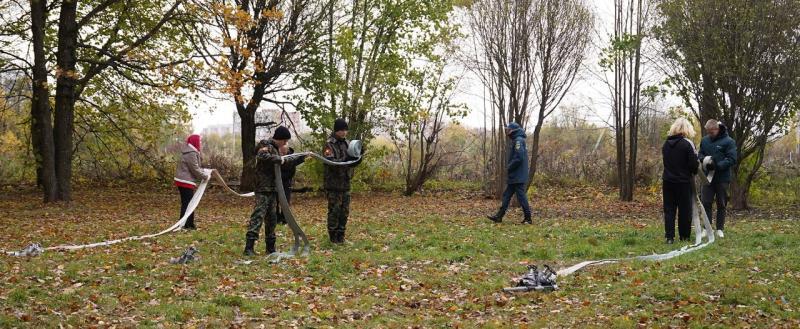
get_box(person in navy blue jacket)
[487,122,532,224]
[698,119,737,238]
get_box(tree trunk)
[525,114,544,192]
[730,177,750,210]
[238,107,257,192]
[30,0,58,202]
[495,125,507,198]
[53,0,79,202]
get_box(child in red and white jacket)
[174,134,209,230]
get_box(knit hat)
[333,118,348,132]
[273,126,291,140]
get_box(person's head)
[668,118,695,138]
[505,122,521,137]
[272,126,291,148]
[187,134,201,151]
[333,118,348,139]
[705,119,720,138]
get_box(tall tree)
[524,0,593,191]
[190,0,328,191]
[390,52,467,196]
[656,0,800,209]
[295,0,455,143]
[465,0,538,197]
[19,0,196,202]
[29,0,58,201]
[599,0,652,201]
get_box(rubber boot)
[521,213,532,225]
[266,237,276,254]
[487,210,504,223]
[183,217,196,230]
[243,239,256,256]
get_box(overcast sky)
[189,1,660,133]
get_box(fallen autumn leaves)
[0,185,798,328]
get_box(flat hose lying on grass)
[556,155,716,277]
[3,141,363,257]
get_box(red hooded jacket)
[175,134,204,189]
[187,134,201,152]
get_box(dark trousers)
[326,191,351,234]
[663,181,693,240]
[178,186,196,228]
[702,182,728,230]
[499,183,531,217]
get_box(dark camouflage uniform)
[323,135,362,237]
[246,140,282,246]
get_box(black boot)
[266,238,276,254]
[487,210,504,223]
[329,230,337,244]
[337,231,345,244]
[521,213,532,225]
[183,217,196,230]
[243,239,256,256]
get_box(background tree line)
[0,0,798,209]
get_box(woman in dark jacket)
[662,118,699,244]
[174,134,209,230]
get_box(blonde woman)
[661,118,699,244]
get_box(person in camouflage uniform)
[323,119,363,244]
[243,127,291,256]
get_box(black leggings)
[178,186,196,228]
[663,181,693,240]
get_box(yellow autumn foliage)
[0,130,23,155]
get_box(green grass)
[0,187,798,328]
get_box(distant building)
[202,123,238,137]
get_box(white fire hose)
[557,142,716,277]
[4,141,363,257]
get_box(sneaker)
[716,230,724,238]
[666,239,674,245]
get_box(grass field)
[1,184,798,328]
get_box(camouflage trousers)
[246,192,277,242]
[326,191,351,233]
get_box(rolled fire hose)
[3,140,363,256]
[702,156,715,184]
